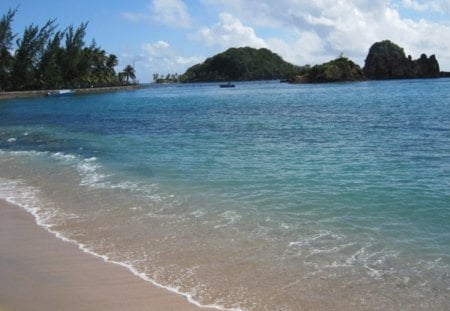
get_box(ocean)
[1,80,449,310]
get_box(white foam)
[51,152,77,161]
[288,230,338,248]
[0,178,56,229]
[75,157,110,187]
[288,230,404,280]
[7,137,17,142]
[214,210,242,229]
[1,150,163,199]
[0,177,243,311]
[190,209,206,218]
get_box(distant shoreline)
[0,85,140,101]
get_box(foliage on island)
[179,40,444,84]
[180,47,305,82]
[0,8,136,91]
[291,57,365,83]
[363,40,440,79]
[153,73,180,83]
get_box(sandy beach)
[0,199,202,311]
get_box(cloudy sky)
[2,0,450,82]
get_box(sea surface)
[1,80,449,310]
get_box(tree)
[0,8,17,90]
[106,54,118,72]
[122,65,135,84]
[181,47,301,82]
[37,30,64,89]
[61,23,88,86]
[1,8,133,90]
[118,71,126,84]
[12,19,57,90]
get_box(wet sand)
[0,199,203,311]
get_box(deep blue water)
[1,79,449,310]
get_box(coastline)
[0,85,140,101]
[0,199,203,311]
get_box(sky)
[2,0,450,82]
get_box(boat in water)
[219,82,235,88]
[47,89,75,97]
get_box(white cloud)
[122,0,192,28]
[151,0,192,28]
[266,32,331,66]
[400,0,450,13]
[198,13,267,49]
[142,40,171,56]
[123,40,204,82]
[199,0,450,69]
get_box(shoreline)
[0,199,204,311]
[0,85,140,101]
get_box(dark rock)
[364,40,440,79]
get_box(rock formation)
[363,40,440,79]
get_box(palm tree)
[122,65,135,84]
[106,54,118,69]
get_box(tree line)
[0,8,136,91]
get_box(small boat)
[219,82,235,88]
[47,89,75,97]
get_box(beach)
[0,85,140,101]
[0,199,202,311]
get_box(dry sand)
[0,199,204,311]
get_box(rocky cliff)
[363,40,440,79]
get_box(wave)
[0,176,243,311]
[0,150,244,311]
[288,230,401,279]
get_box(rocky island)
[178,40,445,84]
[363,40,440,79]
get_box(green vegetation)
[298,57,365,83]
[180,41,442,84]
[121,65,136,84]
[181,47,305,82]
[153,73,180,83]
[0,8,136,91]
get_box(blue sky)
[2,0,450,82]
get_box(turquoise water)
[1,80,449,310]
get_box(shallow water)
[1,80,449,310]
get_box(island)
[363,40,440,79]
[290,57,365,83]
[180,47,304,82]
[177,40,445,84]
